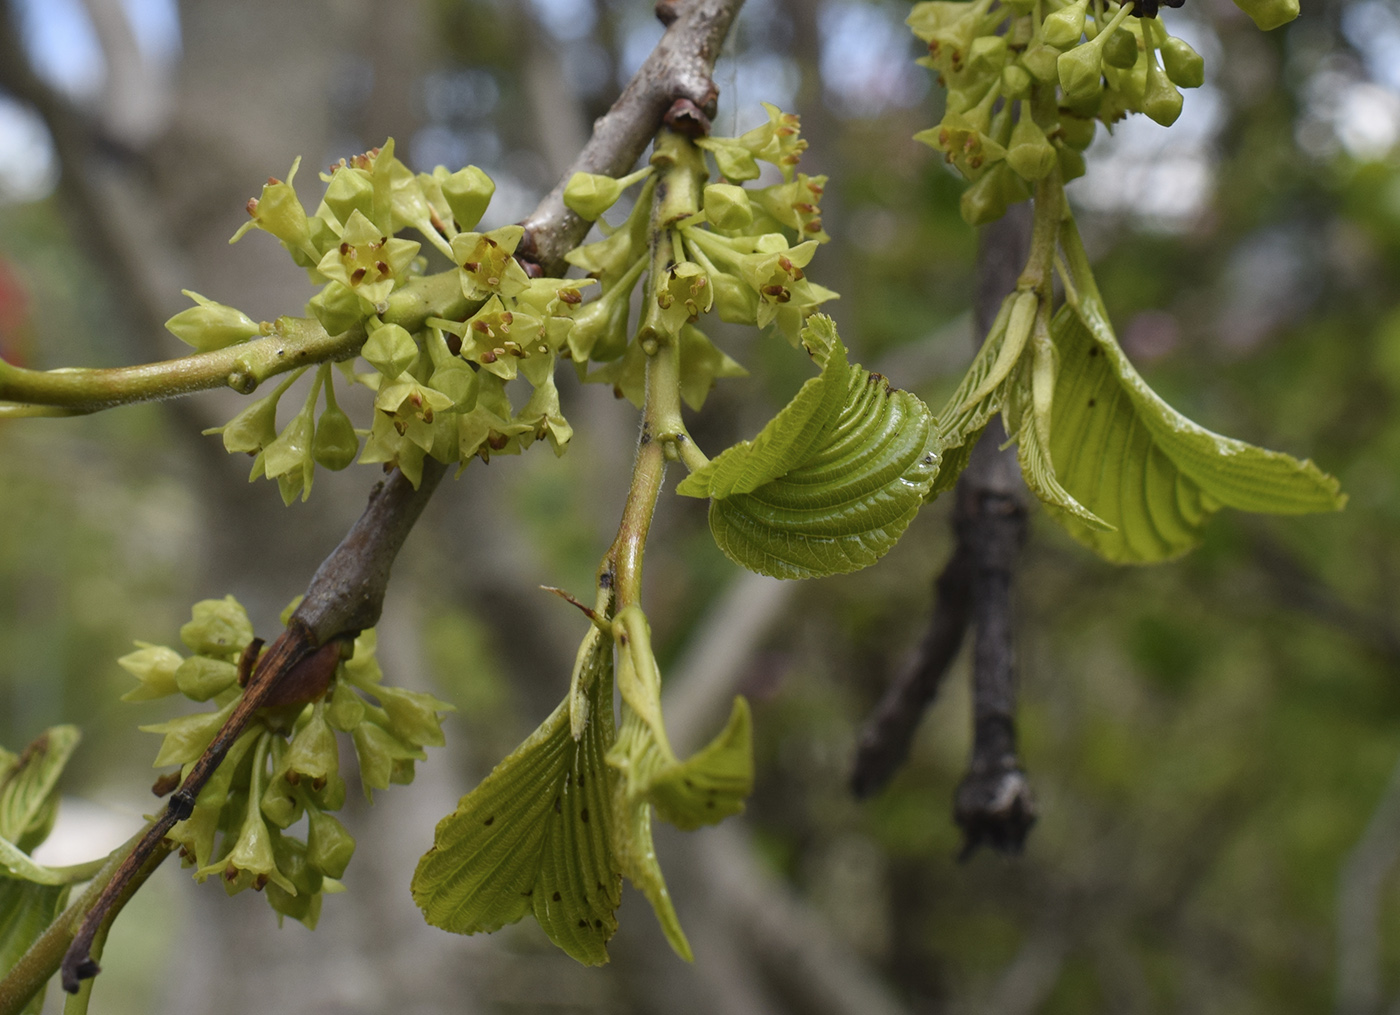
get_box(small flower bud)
[438,166,495,232]
[1065,83,1105,118]
[229,158,319,265]
[308,281,367,337]
[567,284,634,362]
[376,685,452,749]
[174,656,240,701]
[285,704,339,785]
[564,172,626,221]
[361,323,419,380]
[351,720,423,799]
[1057,114,1098,150]
[310,767,347,812]
[262,411,315,487]
[326,680,366,732]
[696,138,761,182]
[968,34,1008,75]
[209,387,283,455]
[1161,37,1204,88]
[180,596,254,659]
[1001,64,1032,100]
[165,291,261,352]
[260,765,302,828]
[141,697,237,767]
[273,832,323,898]
[1230,0,1298,31]
[1102,27,1140,68]
[390,758,417,785]
[959,162,1028,227]
[312,403,359,471]
[1020,43,1062,82]
[703,183,754,231]
[1110,63,1148,107]
[1143,61,1183,126]
[1058,42,1105,101]
[322,167,375,231]
[1057,143,1088,182]
[306,808,356,879]
[118,643,183,701]
[710,272,760,327]
[265,834,322,928]
[1042,0,1088,49]
[198,799,295,898]
[429,362,478,411]
[1006,115,1057,182]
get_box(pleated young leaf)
[647,698,752,831]
[0,879,67,1015]
[604,607,754,961]
[677,316,850,499]
[0,837,97,886]
[0,725,79,852]
[609,706,692,962]
[926,292,1019,500]
[678,316,941,579]
[1043,306,1346,562]
[0,727,83,1015]
[412,634,621,965]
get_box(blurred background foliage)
[1,0,1399,1012]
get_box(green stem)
[602,130,708,609]
[1057,211,1109,317]
[0,270,468,413]
[0,826,172,1015]
[1018,168,1064,296]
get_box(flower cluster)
[907,0,1288,225]
[120,596,450,928]
[560,103,838,408]
[177,140,591,499]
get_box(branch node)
[954,752,1037,860]
[664,97,711,138]
[655,0,682,26]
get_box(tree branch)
[953,206,1036,859]
[517,0,743,276]
[850,540,973,797]
[55,0,746,991]
[0,272,466,412]
[952,424,1035,858]
[849,205,1036,855]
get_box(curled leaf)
[680,316,940,579]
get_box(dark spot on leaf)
[554,796,561,814]
[595,920,604,929]
[553,891,562,901]
[577,774,585,788]
[581,809,589,823]
[684,779,694,789]
[1089,347,1099,357]
[706,801,715,809]
[578,919,588,928]
[484,815,494,826]
[1087,398,1096,407]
